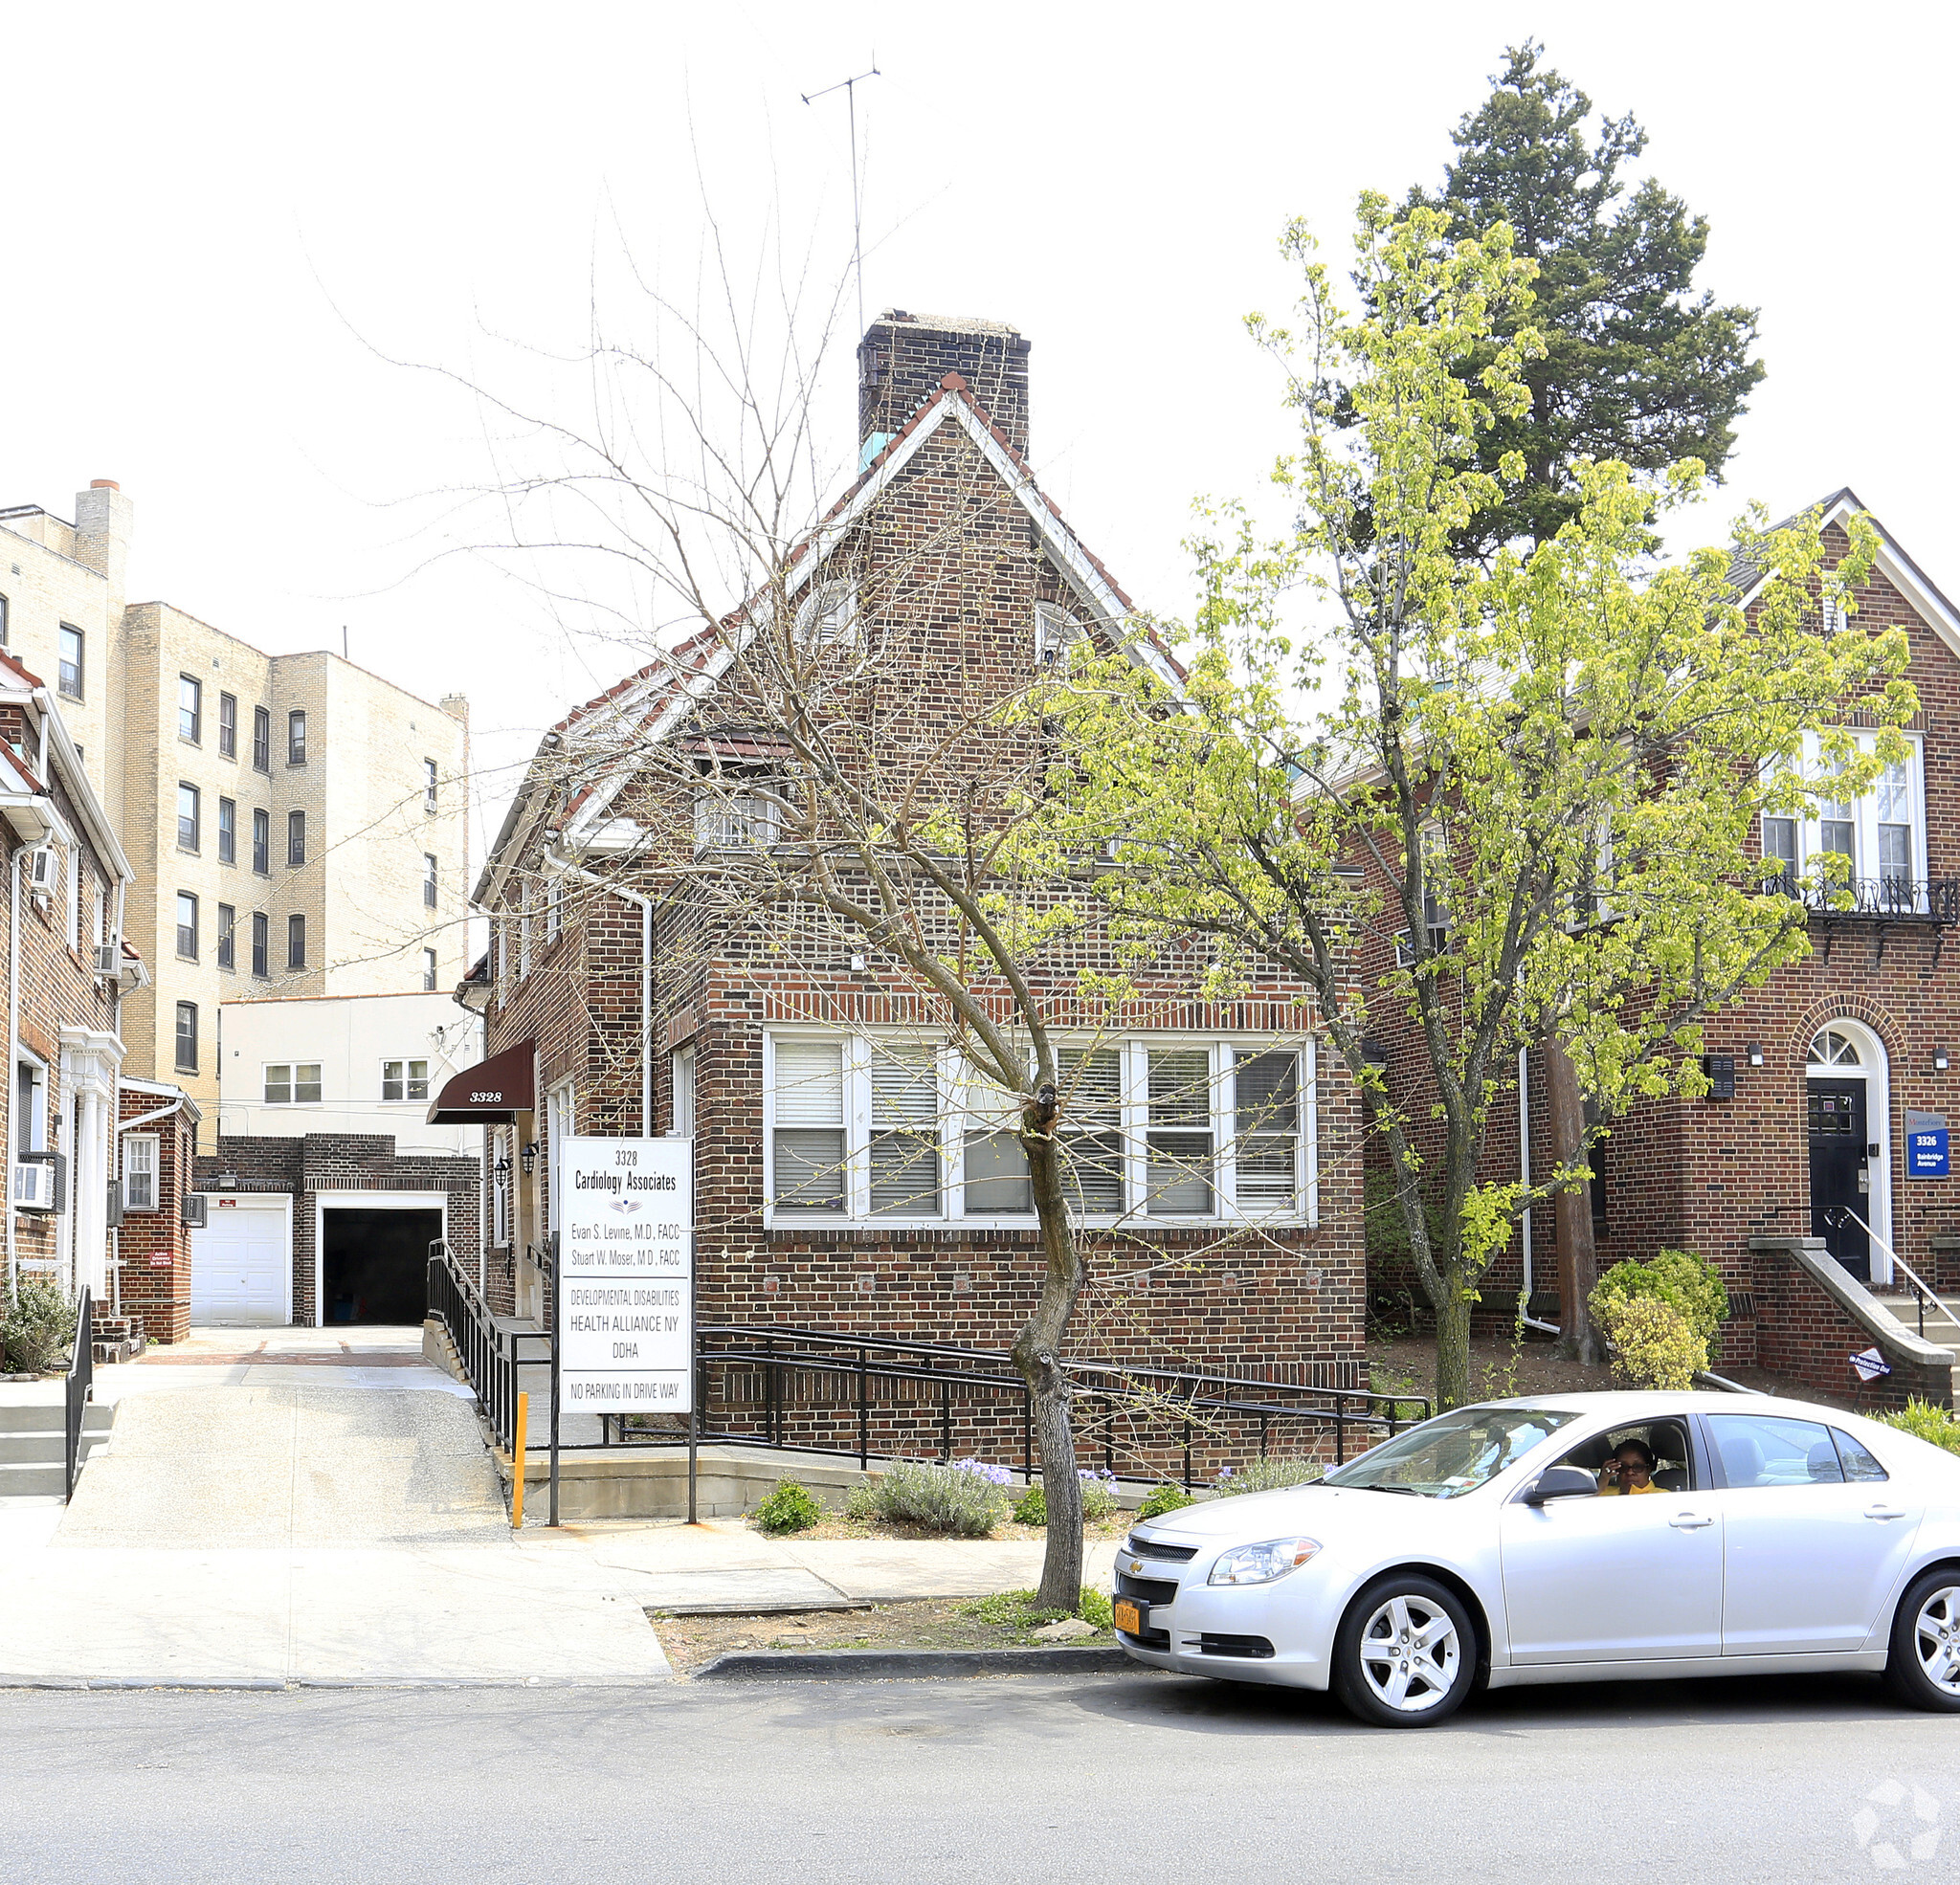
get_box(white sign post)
[555,1136,695,1518]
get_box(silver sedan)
[1111,1390,1960,1727]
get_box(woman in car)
[1597,1439,1661,1495]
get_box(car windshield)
[1321,1406,1585,1499]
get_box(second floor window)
[287,913,306,970]
[263,1062,323,1104]
[1764,732,1927,906]
[382,1058,430,1102]
[253,809,270,875]
[174,1002,198,1073]
[217,797,236,865]
[253,705,271,771]
[251,911,269,978]
[178,675,202,743]
[176,892,199,959]
[177,784,200,852]
[218,691,237,759]
[423,947,438,990]
[122,1133,159,1211]
[288,709,307,765]
[215,903,236,969]
[424,758,438,811]
[58,625,82,699]
[288,809,306,868]
[423,853,437,908]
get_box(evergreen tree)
[1411,42,1765,551]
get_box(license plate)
[1113,1597,1146,1635]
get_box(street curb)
[691,1646,1134,1682]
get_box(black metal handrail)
[1768,869,1960,924]
[424,1245,551,1453]
[604,1321,1430,1488]
[64,1285,93,1502]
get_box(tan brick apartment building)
[0,483,472,1121]
[443,315,1366,1449]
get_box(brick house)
[0,648,144,1327]
[443,313,1366,1458]
[1359,493,1960,1408]
[113,1076,200,1345]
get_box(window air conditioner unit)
[12,1151,63,1212]
[25,846,56,893]
[95,939,122,978]
[181,1193,208,1229]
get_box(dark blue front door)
[1809,1078,1870,1280]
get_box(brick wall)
[112,1088,196,1342]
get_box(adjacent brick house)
[449,314,1367,1453]
[113,1077,200,1346]
[1359,494,1960,1407]
[0,649,142,1324]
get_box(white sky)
[5,0,1954,868]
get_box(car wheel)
[1885,1569,1960,1713]
[1330,1574,1477,1729]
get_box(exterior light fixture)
[1937,1049,1949,1073]
[492,1156,512,1177]
[521,1142,539,1177]
[1747,1043,1764,1068]
[218,1170,238,1189]
[1360,1038,1390,1069]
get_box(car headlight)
[1207,1537,1322,1586]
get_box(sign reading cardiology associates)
[558,1136,694,1413]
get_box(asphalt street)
[4,1669,1957,1883]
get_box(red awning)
[426,1040,536,1124]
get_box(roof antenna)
[802,58,880,342]
[342,624,349,660]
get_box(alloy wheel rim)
[1913,1586,1960,1696]
[1358,1593,1460,1714]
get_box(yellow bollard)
[512,1390,528,1530]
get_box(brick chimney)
[858,312,1030,463]
[73,479,134,606]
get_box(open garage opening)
[321,1207,441,1325]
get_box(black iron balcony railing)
[1766,868,1960,925]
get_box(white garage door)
[189,1197,291,1325]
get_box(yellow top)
[1599,1479,1660,1496]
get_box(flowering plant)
[950,1459,1013,1487]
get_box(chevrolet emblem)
[1127,1559,1143,1574]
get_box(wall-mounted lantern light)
[521,1142,539,1177]
[1747,1043,1765,1068]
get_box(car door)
[1704,1411,1925,1655]
[1498,1421,1724,1664]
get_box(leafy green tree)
[1039,199,1914,1410]
[1407,41,1765,552]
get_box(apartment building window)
[179,675,203,743]
[288,710,307,765]
[217,797,236,865]
[175,892,199,960]
[251,911,269,978]
[424,759,438,812]
[65,845,82,951]
[763,1033,1314,1225]
[251,809,269,875]
[175,783,199,852]
[174,1002,198,1074]
[287,913,306,969]
[423,853,437,908]
[253,705,271,772]
[14,1057,47,1156]
[263,1062,323,1104]
[382,1059,430,1102]
[422,947,437,991]
[215,903,236,970]
[287,809,306,868]
[122,1134,160,1211]
[0,594,9,646]
[217,692,237,759]
[58,625,82,699]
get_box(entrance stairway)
[1873,1295,1960,1377]
[0,1398,113,1498]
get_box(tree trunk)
[1433,1277,1473,1411]
[1016,1124,1086,1611]
[1545,1042,1603,1364]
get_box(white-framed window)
[545,875,564,943]
[122,1133,160,1211]
[670,1043,696,1137]
[1035,601,1085,666]
[793,580,858,651]
[1763,730,1927,906]
[1393,823,1450,966]
[382,1058,430,1102]
[763,1032,1316,1227]
[14,1055,48,1157]
[693,786,783,854]
[65,843,82,949]
[263,1062,323,1105]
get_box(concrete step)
[0,1429,111,1465]
[0,1401,114,1497]
[0,1459,73,1497]
[0,1402,114,1434]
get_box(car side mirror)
[1522,1465,1599,1506]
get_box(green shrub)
[1595,1292,1704,1390]
[1079,1470,1120,1522]
[1012,1484,1047,1526]
[1593,1249,1729,1346]
[1875,1397,1960,1456]
[752,1479,823,1535]
[843,1479,880,1521]
[1213,1457,1324,1497]
[1136,1483,1196,1520]
[854,1459,1008,1537]
[1076,1586,1114,1630]
[961,1586,1113,1630]
[2,1280,78,1374]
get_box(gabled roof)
[475,370,1167,907]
